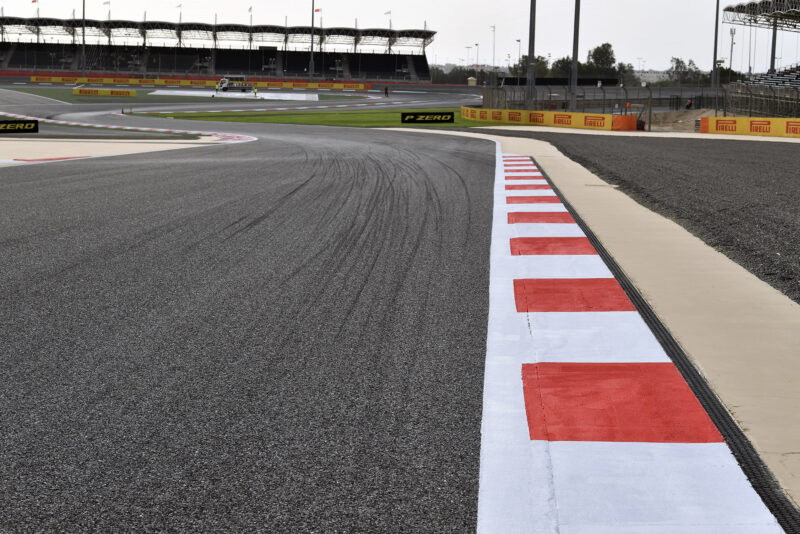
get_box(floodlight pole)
[82,0,86,76]
[712,0,720,112]
[712,0,720,88]
[309,0,315,78]
[569,0,580,111]
[475,42,480,78]
[769,15,778,73]
[526,0,536,107]
[490,25,496,73]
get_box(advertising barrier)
[461,106,630,131]
[401,111,455,124]
[32,76,371,91]
[252,81,371,90]
[73,87,137,97]
[0,119,38,133]
[700,116,800,139]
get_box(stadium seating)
[746,64,800,88]
[0,42,431,81]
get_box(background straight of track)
[0,108,495,530]
[0,83,480,117]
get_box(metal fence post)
[622,87,629,115]
[721,86,728,116]
[601,86,606,114]
[768,86,776,116]
[795,87,800,117]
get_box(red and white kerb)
[476,148,782,533]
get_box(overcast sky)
[10,0,800,72]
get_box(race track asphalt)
[0,120,495,531]
[470,129,800,305]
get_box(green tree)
[718,66,744,84]
[511,55,549,78]
[667,57,688,83]
[686,60,711,85]
[549,56,574,77]
[666,57,709,85]
[616,62,640,86]
[587,43,616,73]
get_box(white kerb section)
[476,145,782,533]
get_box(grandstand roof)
[723,1,800,32]
[0,16,435,50]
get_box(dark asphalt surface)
[0,101,495,531]
[471,129,800,304]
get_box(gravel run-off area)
[471,130,800,305]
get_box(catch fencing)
[484,85,722,114]
[486,83,800,119]
[723,83,800,118]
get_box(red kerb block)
[522,362,724,443]
[507,196,561,204]
[507,212,574,224]
[513,278,635,312]
[510,237,596,255]
[506,184,551,191]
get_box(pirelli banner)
[73,87,137,97]
[252,81,372,90]
[701,116,800,138]
[0,119,38,133]
[461,106,614,131]
[35,76,218,87]
[32,76,371,91]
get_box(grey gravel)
[471,129,800,304]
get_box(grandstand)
[0,16,434,81]
[723,1,800,74]
[722,1,800,115]
[746,64,800,87]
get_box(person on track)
[385,86,389,98]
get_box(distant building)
[636,70,670,83]
[435,63,492,73]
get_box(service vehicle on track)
[218,75,253,92]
